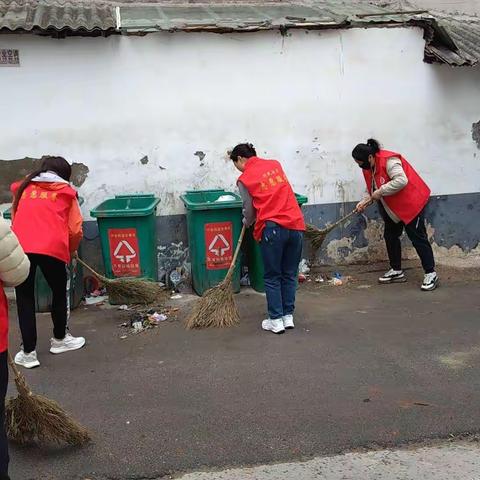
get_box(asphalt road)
[7,265,480,480]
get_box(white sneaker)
[379,269,406,284]
[421,272,439,291]
[283,315,295,330]
[50,333,86,354]
[262,319,285,334]
[14,350,40,369]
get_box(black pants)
[15,254,67,354]
[0,351,9,478]
[380,204,435,274]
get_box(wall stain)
[140,155,149,165]
[325,219,480,266]
[0,157,89,203]
[472,120,480,149]
[194,151,206,167]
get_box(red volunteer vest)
[0,284,8,353]
[238,157,305,241]
[363,150,431,225]
[11,182,78,264]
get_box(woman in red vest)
[353,139,438,291]
[11,156,86,369]
[231,143,305,334]
[0,217,30,480]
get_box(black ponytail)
[366,138,380,154]
[230,143,257,162]
[352,138,381,162]
[12,156,72,215]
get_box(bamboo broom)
[305,209,358,251]
[186,225,246,330]
[5,352,90,445]
[75,257,164,305]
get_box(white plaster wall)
[1,27,479,217]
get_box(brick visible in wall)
[0,157,89,203]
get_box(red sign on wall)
[205,222,233,270]
[108,228,141,277]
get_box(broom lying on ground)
[186,225,246,330]
[5,352,90,445]
[305,209,359,251]
[75,257,163,305]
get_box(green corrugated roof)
[0,0,115,32]
[1,1,479,66]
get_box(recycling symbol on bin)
[208,234,230,257]
[113,240,137,263]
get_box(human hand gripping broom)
[186,225,246,329]
[5,351,90,445]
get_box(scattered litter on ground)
[118,305,129,310]
[357,284,373,289]
[327,272,353,287]
[315,276,325,283]
[132,321,143,332]
[171,294,182,300]
[240,273,250,286]
[118,306,179,338]
[299,259,310,274]
[298,274,307,283]
[148,312,168,324]
[84,295,109,305]
[84,287,108,305]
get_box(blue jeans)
[260,224,303,320]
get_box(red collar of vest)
[243,156,261,170]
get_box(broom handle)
[6,351,33,395]
[330,198,374,229]
[225,225,246,281]
[7,351,20,377]
[74,257,107,281]
[329,209,357,229]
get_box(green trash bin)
[180,189,243,296]
[246,193,308,293]
[91,194,160,282]
[2,198,85,314]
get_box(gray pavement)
[6,264,480,480]
[178,442,480,480]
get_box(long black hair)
[229,143,257,162]
[352,138,381,162]
[12,156,72,214]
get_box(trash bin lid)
[91,195,160,218]
[295,193,308,206]
[181,190,242,211]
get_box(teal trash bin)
[246,193,308,293]
[91,194,160,280]
[180,189,243,296]
[2,198,85,313]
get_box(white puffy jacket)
[0,217,30,287]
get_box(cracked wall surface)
[0,157,89,204]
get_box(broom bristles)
[185,274,239,330]
[75,257,164,305]
[103,277,165,305]
[305,210,358,252]
[5,366,90,446]
[186,225,246,330]
[305,224,331,251]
